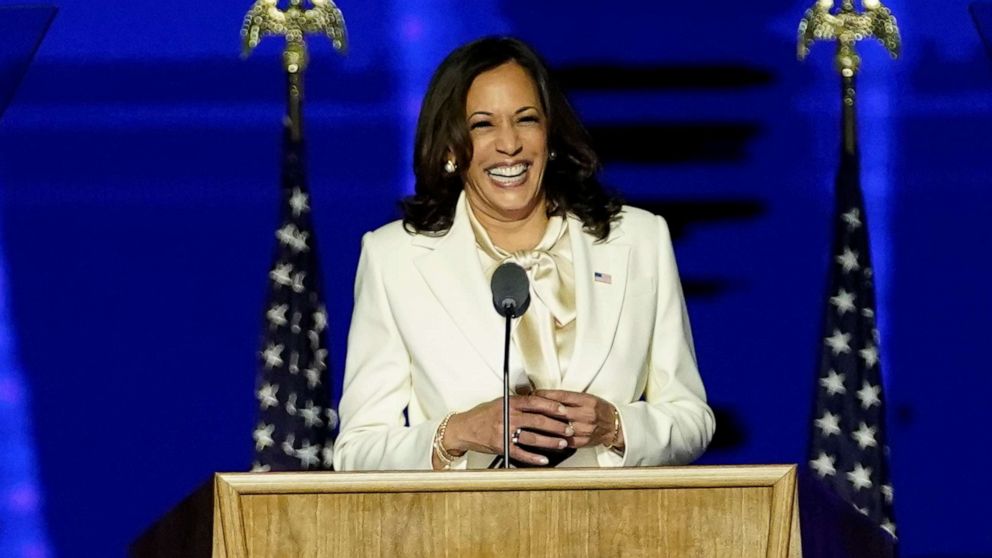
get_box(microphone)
[491,262,531,318]
[489,262,530,469]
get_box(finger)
[519,413,575,437]
[534,390,594,407]
[513,395,567,417]
[515,429,569,451]
[509,444,552,466]
[555,405,598,425]
[567,421,597,437]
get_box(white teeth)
[487,163,528,178]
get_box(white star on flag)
[266,304,288,327]
[285,393,297,415]
[256,383,279,409]
[314,348,328,370]
[253,423,275,451]
[261,343,285,369]
[313,307,328,333]
[281,433,296,455]
[815,411,841,436]
[856,381,881,410]
[326,408,339,430]
[841,208,862,231]
[836,247,860,272]
[809,452,837,478]
[847,463,873,491]
[289,188,310,217]
[881,519,896,538]
[861,307,874,318]
[859,344,879,368]
[819,370,847,396]
[829,289,856,315]
[852,422,878,449]
[250,461,271,473]
[322,445,334,468]
[304,367,321,389]
[825,329,852,355]
[291,271,306,293]
[882,484,894,504]
[296,441,321,469]
[299,400,324,428]
[269,263,294,287]
[276,223,310,253]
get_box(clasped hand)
[443,390,620,466]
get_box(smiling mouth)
[486,163,530,185]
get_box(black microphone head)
[491,262,531,318]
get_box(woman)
[333,37,714,471]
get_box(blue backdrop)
[0,1,989,556]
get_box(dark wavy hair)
[401,36,622,240]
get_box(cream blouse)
[463,196,576,390]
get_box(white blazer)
[333,202,715,471]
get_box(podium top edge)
[215,464,798,495]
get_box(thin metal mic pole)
[502,309,512,469]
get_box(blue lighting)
[0,242,50,557]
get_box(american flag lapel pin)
[594,272,612,284]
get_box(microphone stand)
[502,308,512,469]
[488,305,514,470]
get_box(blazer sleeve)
[332,232,440,471]
[603,215,716,467]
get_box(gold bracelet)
[433,412,458,467]
[604,405,623,451]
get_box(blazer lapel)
[413,207,504,380]
[562,216,630,392]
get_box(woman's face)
[462,61,549,223]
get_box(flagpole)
[798,0,903,541]
[241,0,348,472]
[840,60,857,156]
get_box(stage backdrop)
[0,0,989,556]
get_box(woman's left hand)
[534,390,624,451]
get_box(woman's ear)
[444,149,458,174]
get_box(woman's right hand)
[443,395,575,466]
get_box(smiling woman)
[333,37,715,472]
[462,62,549,251]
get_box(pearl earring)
[444,160,457,174]
[549,150,557,161]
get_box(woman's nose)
[495,126,523,156]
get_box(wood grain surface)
[215,465,801,558]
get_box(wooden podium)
[134,465,816,557]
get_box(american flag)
[251,122,336,471]
[808,147,896,539]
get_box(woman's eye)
[470,121,492,130]
[518,116,539,124]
